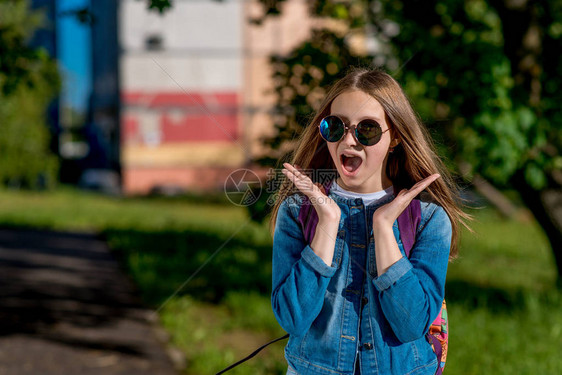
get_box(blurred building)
[33,0,316,194]
[32,0,121,190]
[119,0,315,194]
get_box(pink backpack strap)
[397,199,446,375]
[429,335,444,375]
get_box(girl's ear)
[387,121,401,149]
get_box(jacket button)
[362,297,368,305]
[363,343,373,350]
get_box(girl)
[269,68,468,375]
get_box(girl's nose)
[342,126,359,147]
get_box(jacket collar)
[327,187,395,211]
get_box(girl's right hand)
[281,163,341,224]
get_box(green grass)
[160,292,287,374]
[0,186,247,232]
[444,208,562,375]
[447,292,562,374]
[448,207,556,292]
[0,186,560,374]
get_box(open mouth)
[340,154,363,175]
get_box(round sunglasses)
[318,115,390,146]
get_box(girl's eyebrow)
[331,113,384,124]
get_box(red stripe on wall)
[122,91,238,108]
[123,116,139,143]
[161,113,238,142]
[121,91,239,143]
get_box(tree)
[0,0,60,188]
[252,0,562,285]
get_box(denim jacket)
[271,190,452,375]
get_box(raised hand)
[372,174,441,231]
[371,174,441,275]
[281,163,341,223]
[281,163,341,266]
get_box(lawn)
[0,186,559,374]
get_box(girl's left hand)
[372,174,441,231]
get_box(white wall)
[119,0,242,92]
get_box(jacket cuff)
[301,245,338,278]
[372,257,412,291]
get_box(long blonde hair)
[268,67,470,257]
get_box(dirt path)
[0,228,179,375]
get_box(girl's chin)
[337,172,362,190]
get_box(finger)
[294,164,308,179]
[283,163,330,198]
[282,163,298,179]
[393,175,439,206]
[282,167,304,184]
[284,163,314,185]
[405,174,440,198]
[282,166,318,195]
[282,169,306,191]
[284,163,304,178]
[283,164,308,185]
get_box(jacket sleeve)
[372,204,451,343]
[271,197,338,335]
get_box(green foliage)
[377,0,561,190]
[256,1,372,161]
[252,0,562,281]
[0,0,46,94]
[255,0,562,190]
[0,0,60,188]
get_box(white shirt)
[331,179,394,206]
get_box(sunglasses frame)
[318,115,390,146]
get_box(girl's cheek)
[328,145,340,167]
[365,149,388,167]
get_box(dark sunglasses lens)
[319,116,344,142]
[356,120,383,146]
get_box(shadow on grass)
[104,224,561,315]
[446,279,560,314]
[103,227,273,306]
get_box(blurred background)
[0,0,560,374]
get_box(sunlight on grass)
[0,186,247,233]
[160,293,287,375]
[449,207,556,291]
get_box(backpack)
[396,197,448,375]
[216,184,448,374]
